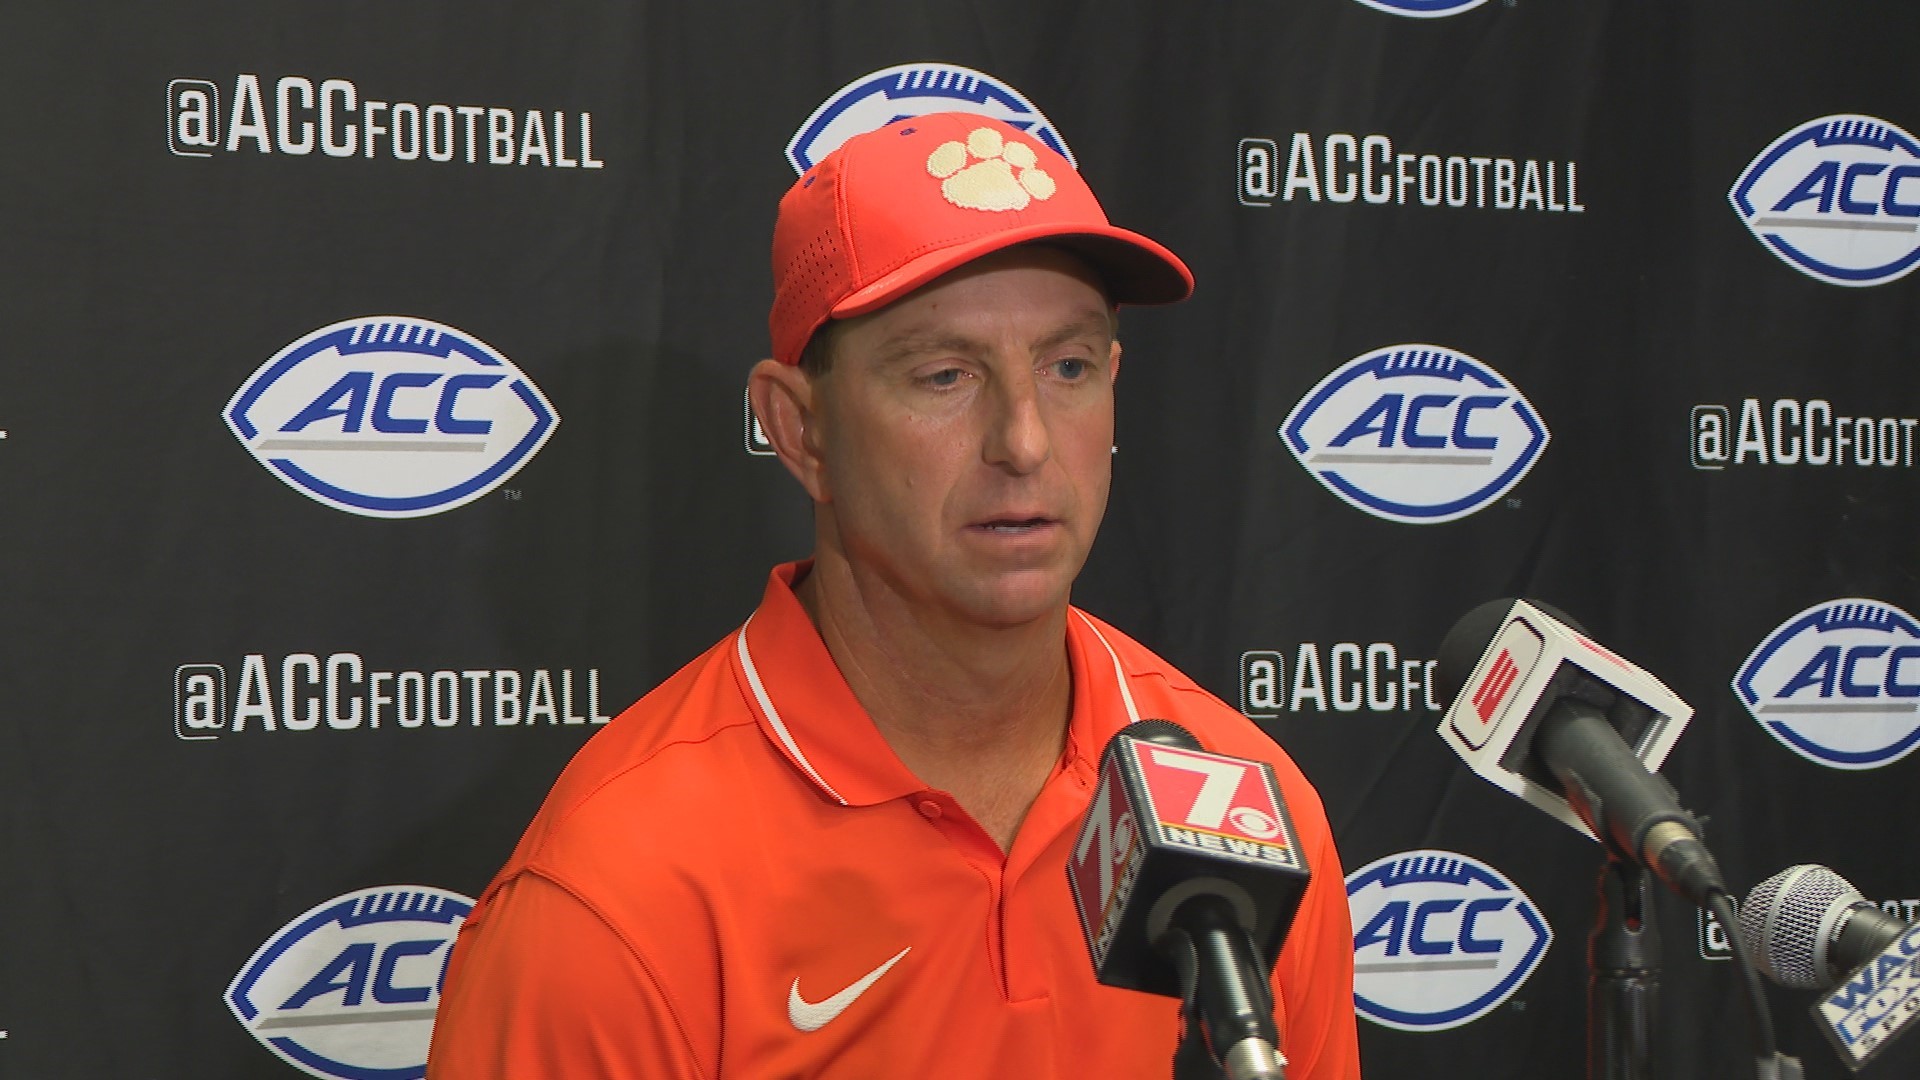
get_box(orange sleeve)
[1270,802,1363,1080]
[427,871,710,1080]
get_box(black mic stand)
[1590,856,1660,1080]
[1161,894,1287,1080]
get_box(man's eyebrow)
[871,310,1115,367]
[1032,310,1118,351]
[871,332,984,367]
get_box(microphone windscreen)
[1434,599,1518,709]
[1116,718,1200,751]
[1433,599,1592,709]
[1739,864,1861,989]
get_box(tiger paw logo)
[927,127,1056,211]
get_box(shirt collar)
[730,561,1144,806]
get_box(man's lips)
[969,514,1060,533]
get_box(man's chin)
[943,569,1077,631]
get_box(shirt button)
[917,799,943,819]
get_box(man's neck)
[793,559,1073,850]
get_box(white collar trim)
[736,614,848,806]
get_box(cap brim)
[830,222,1194,321]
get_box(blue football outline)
[1345,850,1553,1031]
[1732,598,1920,770]
[786,61,1073,175]
[226,886,476,1080]
[1280,345,1550,525]
[1349,0,1491,17]
[1728,114,1920,287]
[225,317,559,518]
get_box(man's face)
[808,245,1120,631]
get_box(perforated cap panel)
[769,225,849,365]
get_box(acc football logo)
[227,885,474,1080]
[787,62,1072,174]
[1733,599,1920,770]
[1281,345,1549,524]
[226,317,558,518]
[1347,850,1551,1031]
[1729,115,1920,286]
[1350,0,1490,16]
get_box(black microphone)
[1434,599,1727,907]
[1740,865,1911,990]
[1067,720,1311,1080]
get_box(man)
[428,112,1360,1079]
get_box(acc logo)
[1733,599,1920,770]
[227,885,474,1080]
[1281,345,1548,524]
[1350,0,1490,16]
[1729,115,1920,286]
[1347,850,1551,1031]
[787,62,1072,174]
[226,317,558,518]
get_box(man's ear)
[1109,338,1121,385]
[746,358,830,503]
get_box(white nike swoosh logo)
[786,947,911,1032]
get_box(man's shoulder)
[1072,608,1243,729]
[514,630,769,858]
[1072,608,1205,687]
[1072,608,1323,797]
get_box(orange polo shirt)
[429,562,1359,1079]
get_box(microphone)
[1740,865,1911,990]
[1067,720,1311,1080]
[1741,865,1920,1072]
[1434,599,1726,907]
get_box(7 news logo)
[1136,742,1299,862]
[1068,735,1301,974]
[1069,749,1146,969]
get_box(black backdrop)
[5,3,1918,1077]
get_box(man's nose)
[983,373,1051,475]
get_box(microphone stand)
[1590,856,1660,1080]
[1160,894,1287,1080]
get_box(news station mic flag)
[1070,720,1308,1078]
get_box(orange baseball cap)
[768,112,1195,365]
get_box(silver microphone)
[1739,864,1910,990]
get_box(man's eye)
[922,367,964,388]
[1051,357,1090,380]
